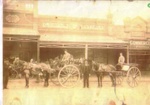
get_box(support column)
[34,1,39,62]
[127,46,129,64]
[37,41,40,62]
[85,44,88,59]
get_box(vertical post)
[33,1,39,62]
[85,44,88,59]
[37,40,40,62]
[127,46,129,64]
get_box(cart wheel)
[10,69,18,79]
[109,65,123,85]
[58,65,80,88]
[127,67,141,87]
[50,70,60,85]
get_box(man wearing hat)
[3,58,11,89]
[23,62,30,88]
[82,59,91,88]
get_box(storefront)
[129,40,150,71]
[3,28,40,62]
[39,34,128,65]
[37,16,129,64]
[3,4,40,62]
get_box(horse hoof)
[25,86,29,88]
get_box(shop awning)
[40,34,129,49]
[3,27,40,42]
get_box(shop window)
[129,50,150,70]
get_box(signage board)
[130,41,150,45]
[130,41,150,49]
[3,11,33,27]
[38,17,108,34]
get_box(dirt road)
[3,76,150,105]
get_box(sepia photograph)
[2,0,150,105]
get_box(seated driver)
[116,53,125,70]
[61,49,73,64]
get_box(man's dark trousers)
[83,66,90,88]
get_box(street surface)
[3,73,150,105]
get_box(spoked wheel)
[50,70,60,85]
[127,67,141,87]
[109,65,123,85]
[58,65,80,88]
[10,69,18,79]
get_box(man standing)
[43,61,51,87]
[13,57,22,78]
[82,59,91,88]
[23,62,30,88]
[43,70,50,87]
[3,58,11,89]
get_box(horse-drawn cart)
[115,63,141,87]
[92,62,141,88]
[45,60,142,88]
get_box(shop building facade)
[3,1,150,71]
[3,1,40,62]
[112,17,150,70]
[38,15,128,65]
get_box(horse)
[28,61,55,83]
[11,59,26,78]
[40,62,56,86]
[92,61,116,87]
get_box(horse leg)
[43,73,46,87]
[100,73,103,87]
[109,73,115,87]
[36,73,40,83]
[44,79,46,87]
[97,74,100,87]
[35,69,41,83]
[46,72,50,87]
[96,73,102,88]
[97,73,102,87]
[113,73,116,86]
